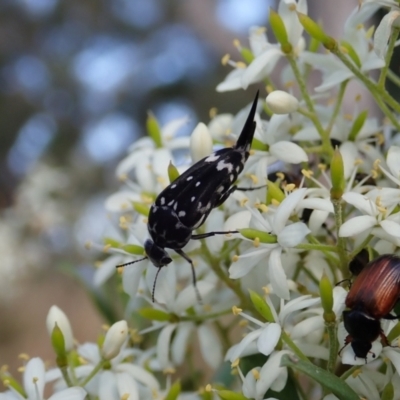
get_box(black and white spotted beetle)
[118,91,260,301]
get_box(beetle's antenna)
[116,256,148,269]
[152,267,162,303]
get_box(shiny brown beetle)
[341,254,400,361]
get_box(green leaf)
[138,308,171,321]
[120,244,144,255]
[280,354,359,400]
[147,112,162,148]
[217,390,248,400]
[348,110,368,141]
[165,380,181,400]
[249,290,275,322]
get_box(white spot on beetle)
[236,166,241,172]
[197,201,202,210]
[178,211,186,217]
[205,153,219,162]
[186,176,193,181]
[171,184,177,189]
[230,174,234,181]
[160,197,165,205]
[195,181,201,187]
[191,196,196,202]
[217,160,234,172]
[168,200,174,206]
[173,202,178,210]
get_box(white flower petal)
[300,198,334,213]
[229,248,270,279]
[95,254,124,287]
[257,323,281,356]
[171,322,194,365]
[273,188,307,234]
[105,191,142,212]
[224,210,252,231]
[342,192,378,216]
[242,368,258,399]
[116,372,139,400]
[387,145,400,179]
[156,324,177,369]
[48,387,87,400]
[339,215,376,237]
[269,141,308,163]
[256,351,288,400]
[216,69,245,92]
[380,219,400,238]
[228,329,262,362]
[332,286,348,318]
[115,364,159,390]
[269,247,290,300]
[122,260,147,298]
[198,324,223,369]
[374,10,400,58]
[291,315,324,340]
[242,48,282,89]
[279,295,320,326]
[162,116,189,140]
[24,358,45,400]
[173,281,215,314]
[383,347,400,377]
[98,371,119,400]
[315,70,354,92]
[278,222,310,248]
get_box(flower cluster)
[5,0,400,399]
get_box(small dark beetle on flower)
[341,254,400,361]
[118,91,260,301]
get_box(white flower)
[228,188,311,299]
[339,192,400,244]
[217,0,307,92]
[300,5,385,92]
[46,306,74,352]
[3,357,86,400]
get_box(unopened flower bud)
[330,148,345,200]
[46,305,74,352]
[266,91,299,114]
[319,272,335,323]
[190,122,213,162]
[101,320,128,360]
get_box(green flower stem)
[296,243,338,253]
[387,68,400,88]
[181,309,231,323]
[287,54,333,157]
[326,321,338,373]
[200,241,252,310]
[332,48,400,130]
[281,331,309,362]
[326,81,348,136]
[60,365,73,387]
[332,198,349,277]
[304,145,324,154]
[348,234,373,261]
[79,360,106,387]
[378,27,400,89]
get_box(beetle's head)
[144,239,172,267]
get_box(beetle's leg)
[236,184,267,191]
[174,248,202,303]
[382,314,400,320]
